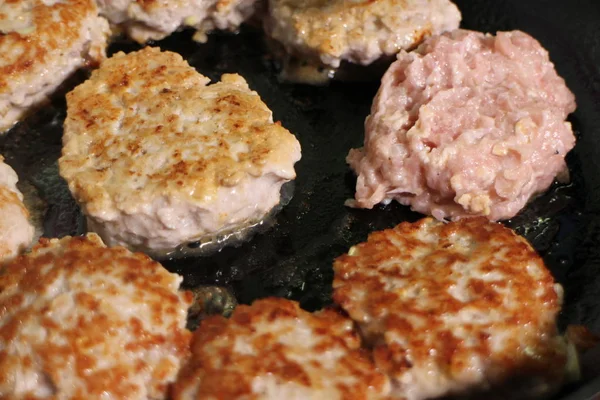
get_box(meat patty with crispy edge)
[98,0,259,43]
[59,47,301,257]
[0,0,109,133]
[173,297,391,400]
[0,155,33,262]
[0,233,193,399]
[333,217,569,400]
[264,0,460,83]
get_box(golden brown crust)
[132,0,236,16]
[0,0,109,131]
[0,0,105,90]
[173,298,390,400]
[0,186,29,260]
[333,218,565,398]
[0,155,33,262]
[100,0,258,44]
[0,191,29,257]
[266,0,461,68]
[0,234,192,399]
[1,0,83,86]
[60,47,300,217]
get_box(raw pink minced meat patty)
[347,29,576,221]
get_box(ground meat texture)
[98,0,259,43]
[348,29,576,220]
[59,47,301,256]
[264,0,460,84]
[0,0,109,133]
[0,156,33,262]
[173,297,391,400]
[0,234,193,399]
[333,217,568,400]
[265,0,461,69]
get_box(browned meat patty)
[264,0,461,84]
[0,234,192,399]
[0,155,33,262]
[0,0,109,133]
[98,0,259,43]
[333,217,568,399]
[59,47,301,257]
[173,297,391,399]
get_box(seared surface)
[0,234,192,399]
[98,0,259,43]
[173,297,390,400]
[0,156,33,262]
[0,0,109,133]
[265,0,461,69]
[60,47,301,254]
[333,217,567,399]
[348,30,576,220]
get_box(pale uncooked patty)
[0,234,192,399]
[0,156,33,262]
[348,30,576,220]
[59,47,301,256]
[0,0,109,133]
[98,0,259,43]
[264,0,461,70]
[173,297,390,400]
[333,217,567,400]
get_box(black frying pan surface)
[1,0,599,398]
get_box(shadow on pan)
[1,0,600,398]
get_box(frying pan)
[0,0,599,398]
